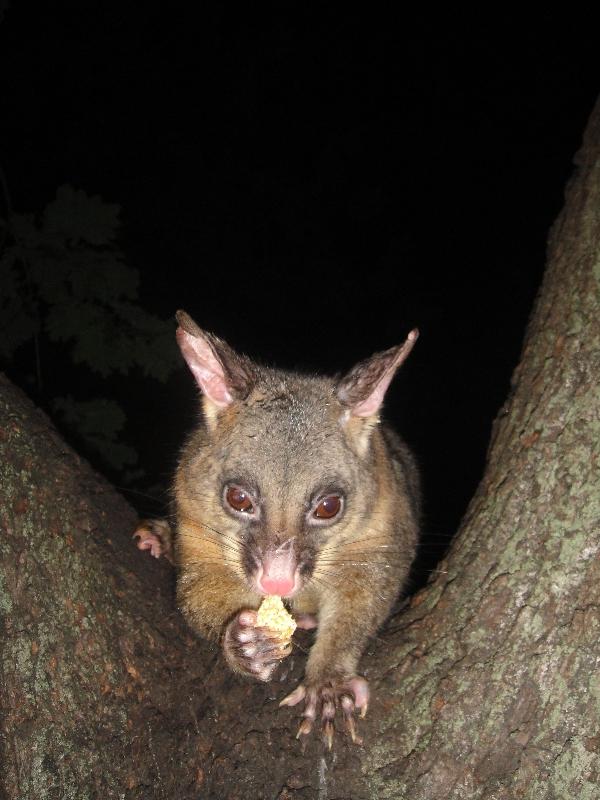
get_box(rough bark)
[1,99,599,799]
[0,377,205,799]
[356,99,600,798]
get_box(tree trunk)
[357,96,600,799]
[1,97,599,799]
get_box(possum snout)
[255,537,299,596]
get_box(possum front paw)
[223,610,292,682]
[280,675,369,749]
[132,519,174,564]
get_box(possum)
[134,310,420,748]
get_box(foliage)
[52,395,139,471]
[0,184,177,475]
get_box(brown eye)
[314,495,342,520]
[226,486,254,514]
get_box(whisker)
[175,516,252,555]
[178,557,240,568]
[305,575,333,595]
[311,568,390,603]
[177,514,247,550]
[176,539,241,562]
[319,551,397,561]
[316,560,396,568]
[310,568,360,590]
[116,484,170,503]
[177,531,242,558]
[316,550,405,561]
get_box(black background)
[1,6,597,578]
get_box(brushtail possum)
[135,310,420,747]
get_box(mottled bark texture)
[0,376,206,799]
[1,98,599,799]
[357,99,600,798]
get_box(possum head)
[175,310,418,598]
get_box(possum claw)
[341,696,363,744]
[281,676,369,747]
[280,684,307,707]
[323,719,334,750]
[296,717,313,738]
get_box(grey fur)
[172,314,420,731]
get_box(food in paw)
[256,595,297,641]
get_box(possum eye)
[313,494,343,520]
[225,486,255,514]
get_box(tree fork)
[1,97,599,798]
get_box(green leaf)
[1,185,180,485]
[0,252,40,359]
[53,395,139,471]
[43,185,121,246]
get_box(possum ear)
[175,310,255,409]
[336,329,419,418]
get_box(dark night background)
[1,6,597,580]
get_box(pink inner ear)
[351,328,419,418]
[351,382,391,417]
[176,327,233,407]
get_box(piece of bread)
[256,595,297,640]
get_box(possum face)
[212,376,374,597]
[175,310,418,597]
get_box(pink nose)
[259,576,296,596]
